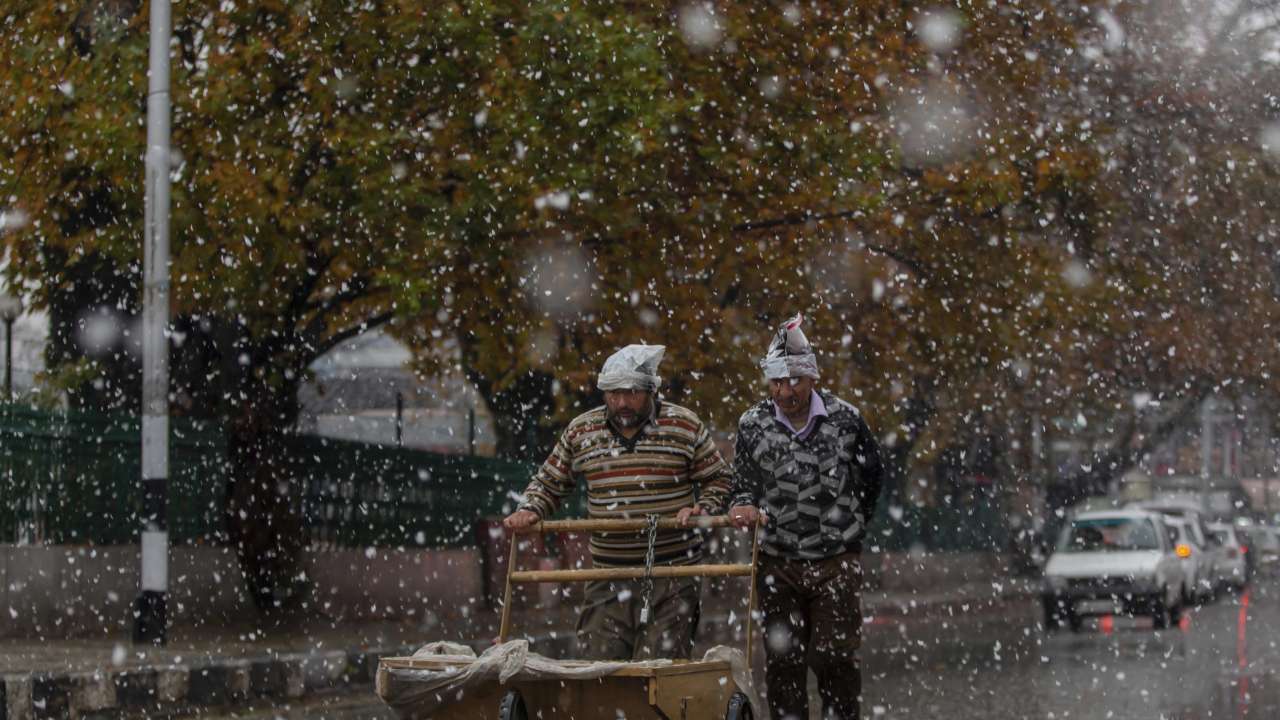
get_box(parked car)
[1127,501,1216,602]
[1042,510,1186,632]
[1242,524,1280,577]
[1165,517,1215,603]
[1207,522,1249,592]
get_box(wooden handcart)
[377,515,761,720]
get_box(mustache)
[610,413,643,428]
[607,403,652,427]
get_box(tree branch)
[281,245,333,329]
[864,243,930,281]
[1055,382,1213,505]
[729,207,934,281]
[300,284,391,346]
[312,311,396,360]
[731,207,864,234]
[303,274,371,315]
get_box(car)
[1042,509,1186,632]
[1127,500,1216,602]
[1207,522,1249,592]
[1242,524,1280,578]
[1164,516,1215,604]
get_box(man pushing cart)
[502,344,734,661]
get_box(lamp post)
[136,0,173,646]
[0,293,22,402]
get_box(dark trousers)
[758,552,863,720]
[576,576,701,660]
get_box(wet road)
[207,578,1280,719]
[864,579,1280,719]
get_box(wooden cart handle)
[511,563,752,583]
[498,514,763,650]
[513,516,739,534]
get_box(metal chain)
[639,513,659,625]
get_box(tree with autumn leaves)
[3,0,1280,613]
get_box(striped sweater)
[517,401,733,567]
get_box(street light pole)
[4,317,12,402]
[1200,396,1213,513]
[135,0,172,646]
[0,293,23,403]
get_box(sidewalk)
[0,579,1036,720]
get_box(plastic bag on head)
[598,344,665,391]
[759,314,819,379]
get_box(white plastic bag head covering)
[760,313,820,379]
[597,344,665,392]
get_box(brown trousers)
[575,576,701,660]
[758,552,863,720]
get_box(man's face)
[769,375,815,416]
[604,388,654,428]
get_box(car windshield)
[1058,518,1160,552]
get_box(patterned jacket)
[517,401,733,567]
[731,389,884,559]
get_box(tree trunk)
[881,378,939,508]
[466,367,559,461]
[882,441,914,510]
[224,378,307,620]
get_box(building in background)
[1133,394,1277,521]
[0,282,49,403]
[297,329,497,456]
[7,310,47,401]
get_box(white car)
[1128,501,1216,602]
[1207,522,1249,592]
[1165,517,1214,603]
[1042,510,1186,631]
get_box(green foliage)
[3,0,1278,504]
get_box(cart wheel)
[499,689,528,720]
[725,691,753,720]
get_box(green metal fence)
[0,405,536,549]
[0,406,229,545]
[0,404,1004,552]
[295,435,536,549]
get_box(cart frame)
[499,515,761,661]
[377,515,762,720]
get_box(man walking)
[504,344,733,660]
[730,315,884,720]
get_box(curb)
[0,644,420,720]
